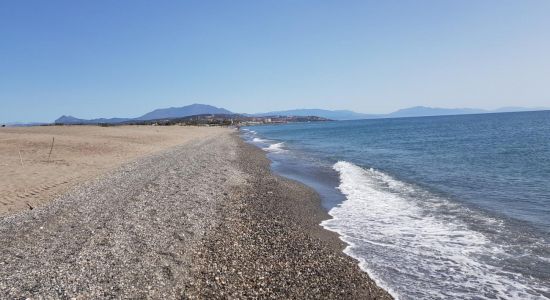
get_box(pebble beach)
[0,126,390,299]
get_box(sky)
[1,0,549,123]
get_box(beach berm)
[0,126,390,299]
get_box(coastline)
[186,133,391,299]
[240,116,550,299]
[0,128,390,298]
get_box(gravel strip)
[185,134,392,299]
[0,130,391,299]
[0,131,240,298]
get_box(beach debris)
[18,150,24,166]
[48,137,55,162]
[26,202,34,210]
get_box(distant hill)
[384,106,549,118]
[51,104,549,125]
[492,106,549,113]
[385,106,487,118]
[135,104,232,121]
[253,106,549,120]
[55,104,233,124]
[55,115,131,124]
[253,109,376,120]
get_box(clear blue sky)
[1,0,549,122]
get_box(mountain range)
[55,104,232,124]
[53,104,549,124]
[251,109,378,120]
[135,104,232,120]
[252,106,548,120]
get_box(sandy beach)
[0,126,390,299]
[0,125,224,215]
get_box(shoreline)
[186,133,391,298]
[244,132,398,297]
[0,127,390,298]
[241,118,550,299]
[242,129,398,296]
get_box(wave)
[322,161,549,299]
[262,142,287,153]
[252,137,269,143]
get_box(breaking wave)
[262,142,287,153]
[322,161,549,299]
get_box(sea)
[241,110,550,300]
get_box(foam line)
[263,142,287,153]
[322,161,549,299]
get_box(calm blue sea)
[242,110,550,300]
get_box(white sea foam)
[322,161,549,300]
[252,137,269,143]
[262,142,287,153]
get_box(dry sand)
[0,125,226,216]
